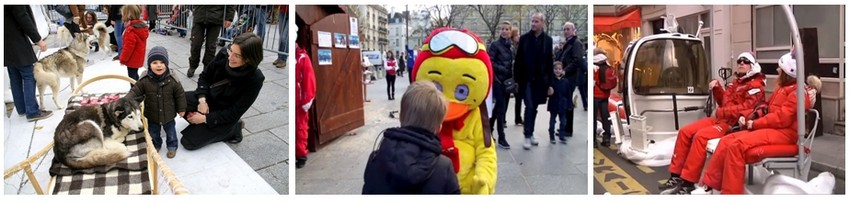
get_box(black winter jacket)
[192,5,235,25]
[488,37,514,84]
[362,127,460,194]
[126,71,187,124]
[4,5,41,67]
[514,30,554,106]
[195,48,264,127]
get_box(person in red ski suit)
[661,52,766,194]
[701,52,813,194]
[295,43,316,169]
[593,49,617,147]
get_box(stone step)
[834,121,845,136]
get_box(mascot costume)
[412,27,498,194]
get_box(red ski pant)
[670,118,730,183]
[295,109,310,158]
[702,129,797,194]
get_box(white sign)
[687,86,694,93]
[350,17,358,36]
[318,31,332,48]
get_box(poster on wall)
[334,33,347,48]
[349,35,360,49]
[318,31,332,48]
[350,17,358,36]
[318,49,332,65]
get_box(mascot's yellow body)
[412,28,497,194]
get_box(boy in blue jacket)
[548,61,571,144]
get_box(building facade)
[357,5,389,52]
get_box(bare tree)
[427,5,470,28]
[531,5,563,35]
[469,5,506,42]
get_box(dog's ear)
[113,103,125,117]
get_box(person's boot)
[659,176,683,192]
[296,156,307,169]
[228,120,244,144]
[497,139,510,149]
[187,66,197,77]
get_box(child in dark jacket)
[362,81,459,194]
[125,46,187,158]
[548,61,571,144]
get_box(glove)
[302,101,312,112]
[473,175,491,194]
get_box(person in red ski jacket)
[701,52,814,194]
[385,51,399,100]
[118,5,149,81]
[295,43,316,169]
[593,48,617,147]
[662,52,766,194]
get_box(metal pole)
[781,5,806,179]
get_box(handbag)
[504,78,518,94]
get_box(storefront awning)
[594,8,641,33]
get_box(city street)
[296,76,589,194]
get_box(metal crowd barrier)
[218,5,288,56]
[153,5,191,37]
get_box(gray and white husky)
[34,32,95,109]
[53,98,143,169]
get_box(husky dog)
[53,98,143,169]
[34,33,95,109]
[92,22,112,58]
[56,26,72,47]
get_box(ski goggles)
[422,30,485,56]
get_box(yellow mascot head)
[412,28,493,121]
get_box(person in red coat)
[118,5,149,81]
[700,52,814,194]
[661,52,766,194]
[295,43,316,169]
[593,48,617,147]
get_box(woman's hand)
[746,120,754,130]
[187,113,206,124]
[198,98,209,114]
[738,116,746,127]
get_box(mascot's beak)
[444,101,468,120]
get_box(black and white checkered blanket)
[48,93,151,195]
[49,132,151,194]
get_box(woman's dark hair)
[85,11,97,25]
[233,33,264,67]
[386,51,395,61]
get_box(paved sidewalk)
[296,77,589,194]
[4,28,288,194]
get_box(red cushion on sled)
[745,145,811,163]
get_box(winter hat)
[778,52,797,78]
[147,46,169,68]
[737,52,762,79]
[147,46,170,79]
[593,48,608,66]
